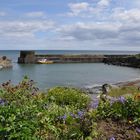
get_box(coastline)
[83,78,140,95]
[115,78,140,87]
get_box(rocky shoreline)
[0,56,12,69]
[104,54,140,68]
[83,78,140,95]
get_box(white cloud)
[97,0,111,7]
[67,0,112,17]
[56,18,140,48]
[112,8,140,22]
[0,20,54,38]
[57,22,120,40]
[68,2,90,16]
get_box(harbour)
[0,50,140,89]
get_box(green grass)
[108,86,139,97]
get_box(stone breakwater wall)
[18,51,106,64]
[18,51,140,68]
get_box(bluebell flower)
[118,96,126,104]
[78,111,84,118]
[62,114,67,120]
[59,114,67,120]
[91,100,99,109]
[58,114,67,122]
[0,98,6,106]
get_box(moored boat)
[37,59,54,64]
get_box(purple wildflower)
[109,137,115,140]
[63,114,67,120]
[59,114,67,120]
[91,100,99,109]
[78,111,84,118]
[0,98,6,106]
[118,96,126,104]
[136,128,140,133]
[58,114,67,122]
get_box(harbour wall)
[18,51,106,64]
[18,51,140,68]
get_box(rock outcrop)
[103,55,140,68]
[0,56,12,69]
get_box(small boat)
[37,59,54,64]
[0,65,3,70]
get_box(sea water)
[0,50,140,90]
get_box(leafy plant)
[47,87,90,109]
[0,78,139,140]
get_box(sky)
[0,0,140,50]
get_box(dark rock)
[102,83,111,94]
[103,54,140,68]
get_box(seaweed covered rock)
[0,56,12,69]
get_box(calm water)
[0,50,140,90]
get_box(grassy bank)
[108,86,140,97]
[0,77,140,140]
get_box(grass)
[108,86,139,97]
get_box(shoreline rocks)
[103,55,140,68]
[0,56,12,69]
[83,79,140,95]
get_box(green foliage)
[0,78,139,140]
[95,97,140,124]
[0,78,92,140]
[47,87,90,109]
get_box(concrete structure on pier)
[18,51,36,64]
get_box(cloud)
[67,0,111,17]
[0,20,54,38]
[57,22,120,40]
[97,0,111,7]
[68,2,90,16]
[0,0,140,50]
[25,12,46,18]
[112,8,140,22]
[53,4,140,50]
[56,17,140,48]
